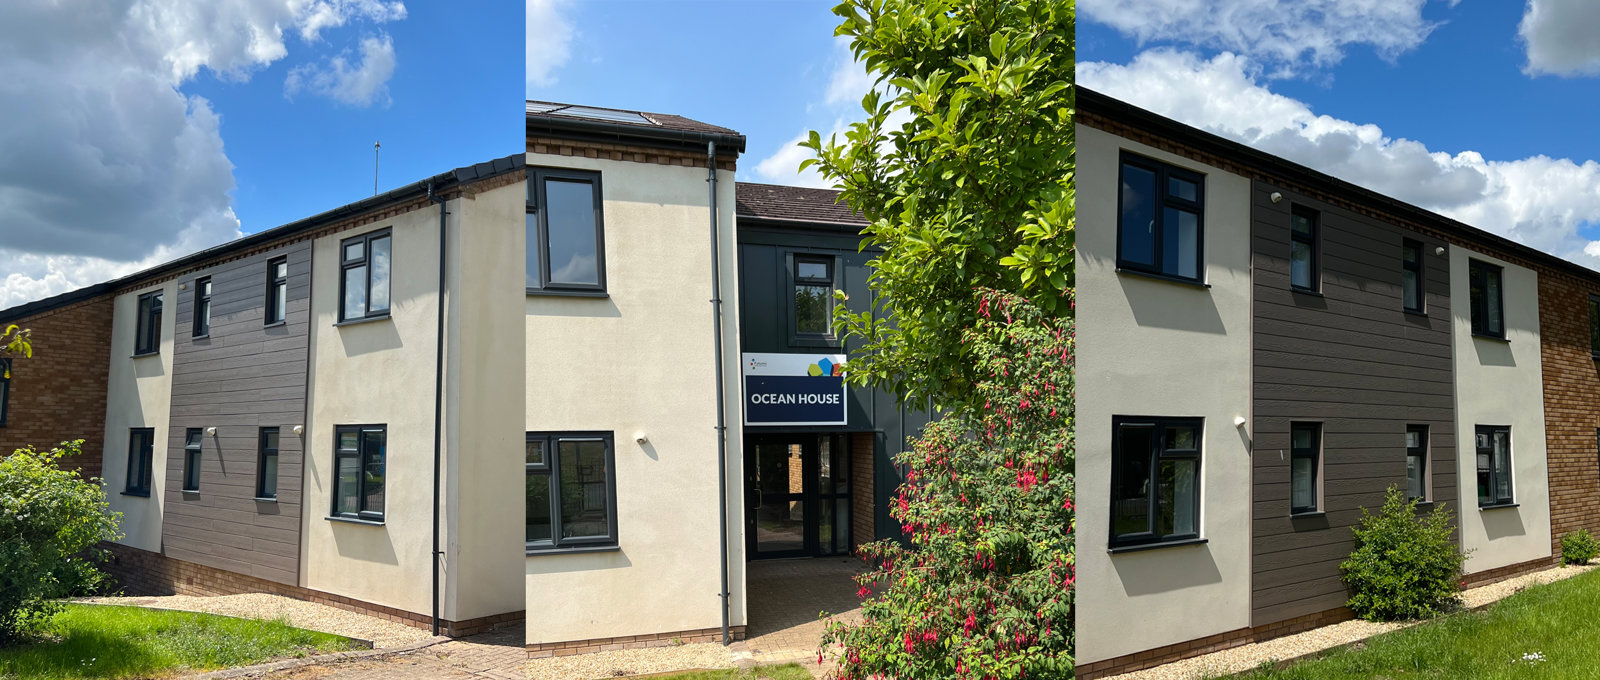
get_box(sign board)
[742,353,848,426]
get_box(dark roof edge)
[0,154,525,325]
[1078,87,1600,284]
[735,214,869,230]
[527,116,747,155]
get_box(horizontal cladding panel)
[1255,333,1451,372]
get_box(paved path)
[239,625,528,680]
[732,557,867,676]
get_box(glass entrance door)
[746,434,853,559]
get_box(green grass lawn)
[645,664,813,680]
[1227,568,1600,679]
[0,604,360,679]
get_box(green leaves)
[1,324,32,379]
[1340,487,1466,622]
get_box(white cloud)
[1081,0,1455,75]
[756,130,834,189]
[752,37,908,188]
[1519,0,1600,76]
[1081,49,1600,269]
[291,0,407,42]
[285,33,397,106]
[526,0,573,92]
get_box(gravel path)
[1106,563,1600,680]
[78,593,437,649]
[522,643,735,680]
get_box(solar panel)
[525,102,564,114]
[551,105,654,125]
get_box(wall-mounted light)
[1233,416,1247,428]
[1269,192,1283,204]
[634,432,648,445]
[292,425,304,436]
[205,426,218,436]
[1434,246,1446,256]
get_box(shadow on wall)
[1482,507,1528,541]
[133,356,166,379]
[1472,337,1516,368]
[1119,276,1227,335]
[524,548,632,576]
[338,320,404,357]
[331,522,400,566]
[524,296,622,319]
[1112,544,1223,597]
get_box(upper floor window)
[266,257,289,325]
[134,291,163,356]
[1110,416,1201,547]
[1117,153,1204,283]
[182,428,203,492]
[526,431,618,552]
[0,359,10,427]
[793,255,835,337]
[1290,422,1321,514]
[1468,259,1505,339]
[1289,206,1319,292]
[332,424,386,521]
[1589,295,1600,359]
[339,231,391,322]
[1406,424,1429,502]
[193,277,212,337]
[125,427,155,496]
[527,168,606,293]
[1402,239,1425,313]
[1476,425,1513,508]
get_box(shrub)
[1339,486,1464,621]
[819,290,1073,679]
[0,440,122,642]
[1561,529,1599,565]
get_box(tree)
[820,290,1073,678]
[1,324,30,379]
[801,0,1074,411]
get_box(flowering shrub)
[1561,529,1598,565]
[1340,486,1464,622]
[819,289,1073,679]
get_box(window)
[1589,295,1600,359]
[526,431,618,551]
[339,232,391,322]
[1469,259,1505,339]
[257,427,279,500]
[793,255,835,337]
[182,428,202,492]
[332,425,386,521]
[193,277,211,337]
[1406,425,1429,502]
[1477,425,1513,507]
[0,359,10,427]
[266,257,288,325]
[125,428,154,495]
[1290,422,1321,514]
[1110,417,1201,547]
[1116,153,1204,282]
[1290,206,1319,292]
[1402,239,1425,313]
[134,290,163,356]
[527,168,605,293]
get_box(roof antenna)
[373,141,381,196]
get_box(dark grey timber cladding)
[1250,181,1457,626]
[163,242,311,586]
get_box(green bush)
[1339,487,1464,621]
[1562,529,1599,565]
[0,441,122,642]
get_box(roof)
[734,182,867,228]
[0,154,526,325]
[526,100,746,154]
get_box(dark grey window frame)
[337,231,392,323]
[125,427,155,496]
[0,358,10,427]
[182,428,202,492]
[193,277,212,337]
[1589,295,1600,359]
[134,291,163,356]
[1290,422,1321,514]
[1406,424,1429,502]
[1469,259,1506,340]
[1109,416,1203,548]
[331,424,386,522]
[1477,424,1514,508]
[266,256,289,326]
[789,252,839,344]
[1115,152,1206,284]
[526,431,619,553]
[526,167,607,295]
[1289,205,1320,293]
[257,427,279,500]
[1402,239,1426,314]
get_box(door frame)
[744,432,854,560]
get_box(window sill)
[1289,510,1325,518]
[1404,309,1429,318]
[180,489,200,495]
[253,497,278,503]
[1114,268,1210,289]
[1107,537,1207,554]
[1290,288,1323,298]
[120,490,151,498]
[526,544,621,556]
[333,315,391,328]
[526,288,610,299]
[130,352,160,359]
[191,334,210,340]
[1410,500,1434,509]
[263,321,287,329]
[1471,332,1509,343]
[326,515,386,526]
[1479,502,1519,511]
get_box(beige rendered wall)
[102,282,177,554]
[1074,125,1255,664]
[1449,245,1552,573]
[523,152,745,644]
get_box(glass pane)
[1477,449,1492,505]
[1165,425,1197,451]
[1403,270,1420,309]
[150,292,162,312]
[186,429,202,447]
[1487,269,1503,333]
[369,236,390,312]
[795,284,831,335]
[1114,424,1153,537]
[526,439,547,466]
[1119,164,1157,267]
[1406,454,1423,500]
[818,497,834,555]
[832,439,850,493]
[1163,208,1199,279]
[1291,456,1315,510]
[343,265,367,318]
[545,179,600,286]
[339,430,359,451]
[201,280,211,296]
[337,455,360,515]
[818,437,834,496]
[526,473,552,542]
[1290,240,1312,288]
[275,261,288,279]
[262,453,278,497]
[262,429,278,452]
[559,440,610,538]
[363,430,386,515]
[1158,459,1197,536]
[1403,241,1419,265]
[1292,426,1314,450]
[1591,299,1600,353]
[797,261,829,280]
[835,497,851,554]
[1406,430,1420,448]
[525,213,541,288]
[1494,430,1511,501]
[344,242,364,262]
[1291,213,1313,236]
[755,442,804,553]
[1168,176,1198,202]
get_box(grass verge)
[0,604,360,679]
[644,664,814,680]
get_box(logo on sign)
[742,353,849,426]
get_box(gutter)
[428,182,448,636]
[707,140,732,645]
[527,117,746,155]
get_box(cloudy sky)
[0,0,519,309]
[1080,0,1600,270]
[526,0,871,190]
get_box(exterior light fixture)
[205,426,218,436]
[634,432,648,445]
[1435,246,1446,256]
[1233,416,1247,428]
[293,425,305,436]
[1270,192,1283,203]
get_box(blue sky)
[526,0,862,188]
[0,0,521,308]
[1079,0,1600,270]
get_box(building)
[1075,88,1599,678]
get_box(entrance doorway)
[745,433,853,559]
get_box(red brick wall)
[0,295,113,478]
[852,432,875,547]
[1539,272,1600,557]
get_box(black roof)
[526,100,746,154]
[734,182,866,227]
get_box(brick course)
[1539,272,1600,558]
[525,626,747,658]
[851,432,875,547]
[526,135,738,172]
[0,295,113,478]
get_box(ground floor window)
[332,425,385,521]
[1110,416,1201,547]
[1290,422,1321,514]
[125,427,155,495]
[1406,425,1429,501]
[526,431,617,552]
[182,428,203,492]
[1476,425,1513,507]
[257,427,279,500]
